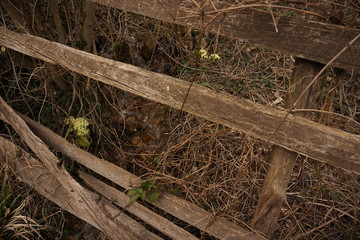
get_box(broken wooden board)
[0,97,160,240]
[79,171,198,240]
[0,27,359,174]
[0,137,164,240]
[89,0,360,73]
[18,113,263,240]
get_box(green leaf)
[128,195,140,206]
[140,181,151,189]
[149,191,161,202]
[171,187,179,195]
[127,188,143,197]
[76,136,90,148]
[140,191,146,201]
[140,181,156,190]
[1,46,6,53]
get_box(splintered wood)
[15,113,262,240]
[0,97,164,240]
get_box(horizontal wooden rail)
[88,0,360,73]
[0,27,359,174]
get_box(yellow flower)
[65,116,90,137]
[198,49,220,60]
[199,48,208,59]
[210,54,220,60]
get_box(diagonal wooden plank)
[18,114,263,240]
[0,27,359,174]
[88,0,360,73]
[0,137,162,240]
[78,171,199,240]
[0,97,141,240]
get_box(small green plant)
[1,46,6,53]
[126,181,162,206]
[64,116,91,148]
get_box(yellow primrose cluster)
[65,116,90,137]
[199,48,220,60]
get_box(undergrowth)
[0,0,359,239]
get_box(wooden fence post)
[251,58,323,237]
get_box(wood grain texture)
[79,171,199,240]
[18,113,262,240]
[0,97,163,240]
[252,59,324,237]
[253,4,346,235]
[0,137,162,240]
[89,0,360,73]
[0,27,359,174]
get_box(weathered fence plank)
[0,137,162,240]
[18,113,262,240]
[252,58,324,237]
[0,27,359,174]
[78,171,199,240]
[0,97,143,240]
[89,0,360,73]
[253,4,341,236]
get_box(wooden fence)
[88,0,360,73]
[0,1,359,239]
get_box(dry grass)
[0,0,359,239]
[0,164,64,239]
